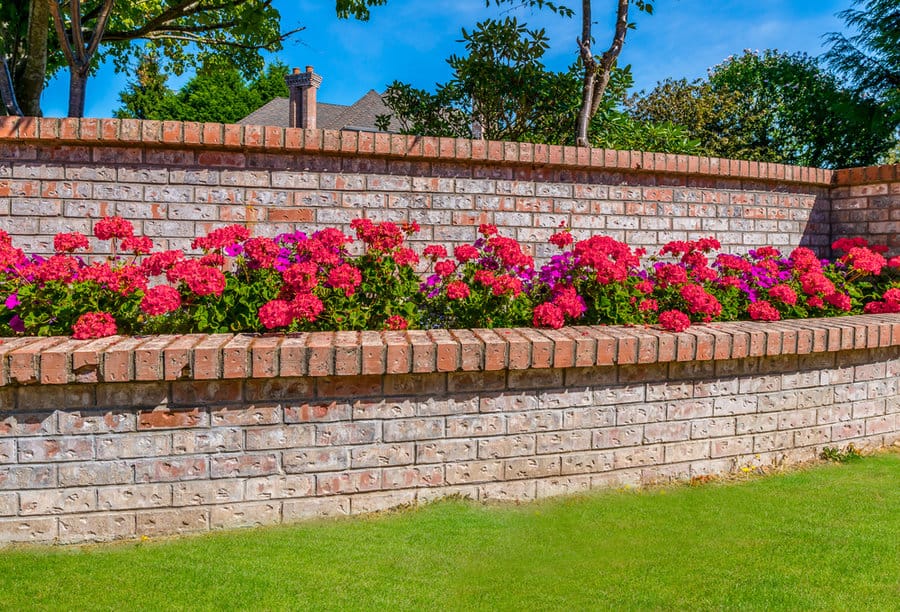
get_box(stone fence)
[1,314,898,544]
[1,116,898,261]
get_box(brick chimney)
[285,66,322,129]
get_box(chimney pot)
[292,67,301,75]
[306,66,314,73]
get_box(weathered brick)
[283,448,349,473]
[171,428,243,454]
[58,461,134,487]
[350,443,415,468]
[316,470,381,495]
[210,453,278,478]
[136,507,209,536]
[135,458,207,482]
[445,460,504,484]
[19,487,96,515]
[0,517,57,543]
[18,436,93,462]
[97,483,172,510]
[58,513,136,544]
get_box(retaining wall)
[1,315,899,544]
[2,115,876,262]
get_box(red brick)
[510,328,550,369]
[222,334,253,379]
[101,336,148,383]
[133,336,176,382]
[407,330,435,374]
[278,334,309,377]
[192,334,231,380]
[243,125,264,147]
[383,331,412,374]
[631,329,659,364]
[360,331,385,375]
[317,375,382,399]
[9,337,65,385]
[560,327,597,367]
[540,328,575,369]
[264,126,284,149]
[494,329,531,370]
[334,331,362,376]
[251,336,281,378]
[138,407,205,430]
[471,329,508,371]
[449,330,483,371]
[163,334,204,381]
[306,332,335,377]
[675,331,696,362]
[0,338,44,385]
[39,339,85,385]
[586,327,617,366]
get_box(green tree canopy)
[824,0,900,119]
[379,17,697,153]
[114,57,289,124]
[629,50,897,168]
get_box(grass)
[2,453,899,611]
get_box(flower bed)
[1,218,898,339]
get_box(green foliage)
[824,0,900,120]
[115,57,290,123]
[629,50,897,167]
[380,17,699,154]
[821,444,863,463]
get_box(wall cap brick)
[1,314,897,387]
[0,116,843,186]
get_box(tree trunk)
[574,0,594,146]
[68,66,89,118]
[1,57,24,116]
[575,0,631,147]
[19,0,50,116]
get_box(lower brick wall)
[1,324,899,544]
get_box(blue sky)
[42,0,852,118]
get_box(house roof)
[239,89,398,132]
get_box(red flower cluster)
[351,219,404,251]
[680,284,722,320]
[843,247,886,276]
[168,260,226,297]
[574,236,639,284]
[446,280,470,300]
[54,232,90,253]
[140,285,182,316]
[748,300,780,321]
[386,315,409,330]
[658,309,690,332]
[192,225,250,251]
[244,237,280,269]
[454,244,480,262]
[121,235,154,255]
[533,302,565,329]
[327,263,362,297]
[94,217,134,241]
[72,311,117,339]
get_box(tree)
[629,50,896,168]
[1,0,388,118]
[115,57,289,124]
[574,0,653,146]
[379,17,698,153]
[824,0,900,120]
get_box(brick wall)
[831,166,900,254]
[0,117,844,262]
[1,314,898,545]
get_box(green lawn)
[2,453,899,611]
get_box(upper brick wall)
[0,117,840,261]
[830,165,900,254]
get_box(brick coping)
[0,116,850,187]
[0,314,897,387]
